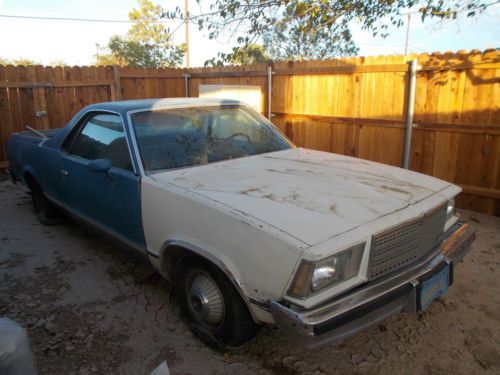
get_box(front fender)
[158,237,262,322]
[141,176,305,325]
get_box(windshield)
[131,105,292,171]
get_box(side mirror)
[88,159,111,173]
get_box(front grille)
[368,205,447,280]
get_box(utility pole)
[184,0,190,68]
[404,9,411,56]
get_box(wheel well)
[161,244,259,323]
[162,245,189,278]
[162,245,219,281]
[24,172,39,192]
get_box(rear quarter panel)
[7,134,61,198]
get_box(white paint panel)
[141,146,461,312]
[152,148,453,247]
[199,84,262,112]
[141,176,304,324]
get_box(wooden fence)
[0,50,499,215]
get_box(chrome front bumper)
[271,222,475,347]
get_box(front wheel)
[174,257,260,348]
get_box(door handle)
[60,169,69,176]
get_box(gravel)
[0,180,499,374]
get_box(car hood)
[151,148,450,247]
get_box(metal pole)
[184,0,190,68]
[403,59,417,169]
[404,10,411,56]
[183,74,190,98]
[267,65,272,119]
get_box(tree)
[231,44,271,65]
[49,60,68,67]
[205,44,270,66]
[170,0,495,63]
[262,7,358,61]
[0,57,40,66]
[95,0,185,68]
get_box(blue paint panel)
[6,105,149,253]
[419,266,449,311]
[59,155,146,250]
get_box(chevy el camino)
[6,98,475,348]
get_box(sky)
[0,0,499,67]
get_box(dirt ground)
[0,180,499,375]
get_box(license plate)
[419,266,449,311]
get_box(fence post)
[183,73,190,97]
[267,65,272,119]
[403,59,417,169]
[33,87,50,130]
[112,65,122,101]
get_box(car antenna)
[25,125,48,139]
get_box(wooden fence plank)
[0,80,115,88]
[64,67,78,116]
[45,66,67,128]
[459,185,500,200]
[34,65,50,129]
[0,65,10,163]
[6,66,20,135]
[112,65,122,100]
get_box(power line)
[0,12,189,38]
[2,0,498,25]
[0,12,234,33]
[0,13,170,24]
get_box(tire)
[174,256,260,349]
[31,184,61,225]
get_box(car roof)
[85,97,244,115]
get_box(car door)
[59,112,146,251]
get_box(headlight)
[289,243,365,298]
[446,198,455,221]
[312,257,339,291]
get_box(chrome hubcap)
[186,271,225,328]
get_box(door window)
[69,113,133,171]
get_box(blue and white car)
[7,98,475,348]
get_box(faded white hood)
[151,148,450,246]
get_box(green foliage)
[205,44,270,66]
[172,0,493,64]
[48,60,68,67]
[95,0,185,68]
[11,57,40,66]
[263,7,359,61]
[231,44,270,65]
[0,57,40,66]
[0,57,66,66]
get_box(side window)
[69,114,133,172]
